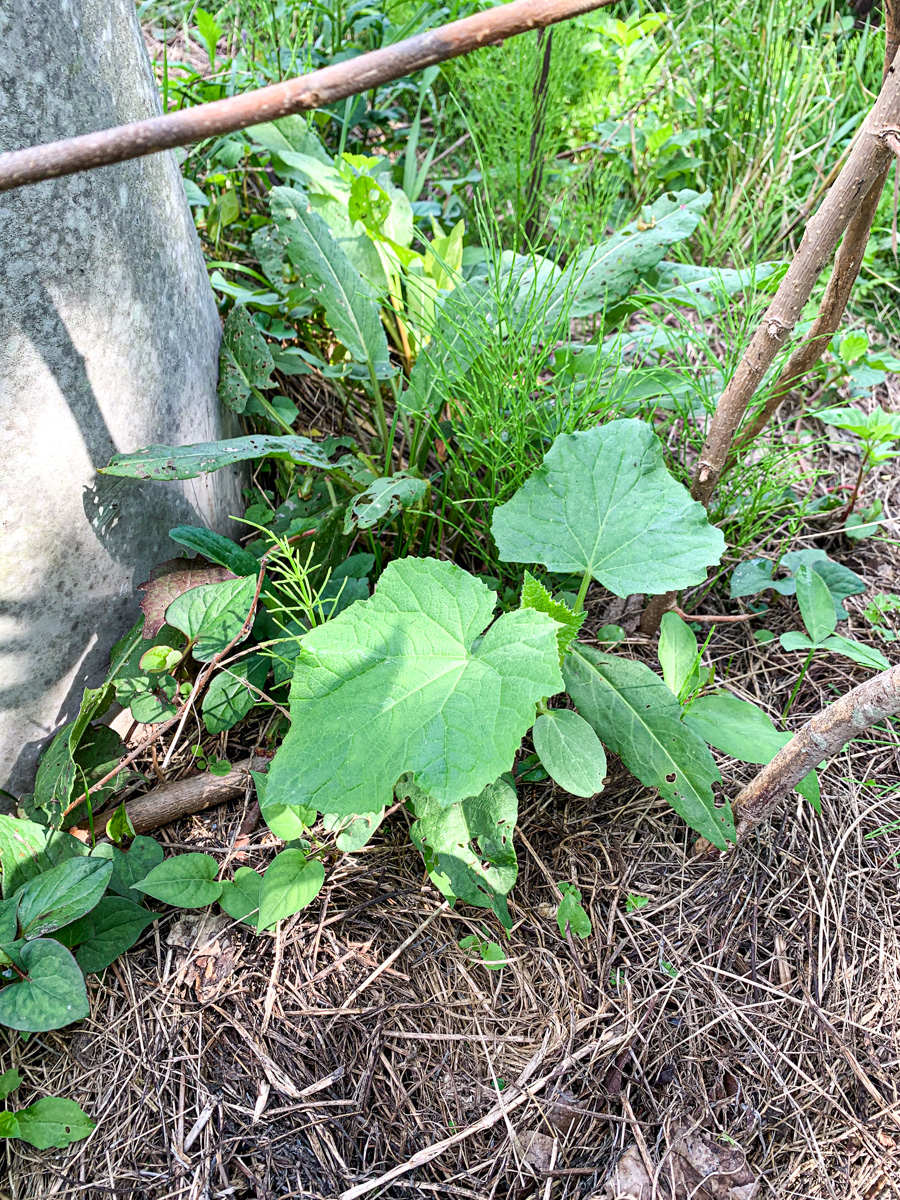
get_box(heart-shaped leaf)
[263,558,563,822]
[131,853,222,908]
[257,851,324,931]
[492,420,725,598]
[218,867,262,926]
[62,897,157,974]
[138,559,237,638]
[532,709,607,798]
[0,816,88,900]
[14,858,112,939]
[202,653,270,734]
[166,576,257,662]
[91,836,164,898]
[0,939,89,1032]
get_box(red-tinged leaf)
[138,559,236,637]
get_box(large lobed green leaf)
[263,558,563,823]
[492,420,725,598]
[563,645,733,849]
[400,775,518,928]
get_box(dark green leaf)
[168,526,262,577]
[520,573,585,659]
[14,859,112,940]
[218,305,274,413]
[0,940,89,1032]
[131,853,222,908]
[202,654,270,734]
[70,897,157,974]
[795,565,838,643]
[166,576,257,662]
[0,817,88,900]
[0,1068,22,1102]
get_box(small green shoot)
[556,883,592,939]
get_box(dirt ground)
[3,388,900,1200]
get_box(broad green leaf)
[202,654,270,734]
[0,817,87,899]
[131,853,222,909]
[683,693,787,764]
[257,850,324,931]
[267,187,390,371]
[62,897,157,974]
[0,898,18,944]
[218,867,262,926]
[532,710,606,798]
[9,1097,95,1148]
[166,576,257,662]
[781,550,864,619]
[168,526,261,577]
[0,939,89,1032]
[815,406,873,438]
[218,305,274,414]
[346,473,429,532]
[780,630,816,652]
[563,645,732,849]
[820,635,891,670]
[263,558,563,822]
[90,836,164,898]
[100,434,331,482]
[402,282,494,418]
[0,1069,21,1102]
[0,1112,21,1138]
[657,612,699,697]
[548,190,711,318]
[795,768,821,813]
[322,809,385,852]
[652,259,783,314]
[401,775,518,928]
[14,858,112,940]
[795,565,837,643]
[520,573,585,659]
[492,420,725,597]
[556,883,591,939]
[730,557,796,599]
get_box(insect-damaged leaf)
[399,775,518,928]
[218,305,275,413]
[563,645,733,850]
[100,434,331,481]
[138,559,237,638]
[263,558,563,824]
[492,420,725,598]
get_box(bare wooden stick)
[695,663,900,856]
[689,54,900,511]
[728,15,900,458]
[0,0,615,193]
[74,755,266,836]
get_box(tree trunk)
[0,0,242,799]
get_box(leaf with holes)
[492,421,725,598]
[563,645,732,849]
[100,435,331,482]
[401,775,517,928]
[6,1097,95,1149]
[345,474,429,532]
[263,558,562,823]
[218,305,275,413]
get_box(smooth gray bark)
[0,0,241,797]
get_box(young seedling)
[815,404,900,536]
[779,565,888,716]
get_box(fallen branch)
[0,0,616,193]
[74,754,268,837]
[695,662,900,856]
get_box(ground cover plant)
[3,0,900,1197]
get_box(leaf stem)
[573,569,593,614]
[782,648,816,720]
